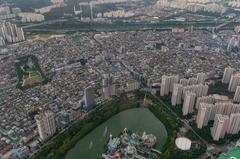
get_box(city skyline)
[1,0,240,159]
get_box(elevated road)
[23,19,240,34]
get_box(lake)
[64,108,168,159]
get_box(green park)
[15,55,49,90]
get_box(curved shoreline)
[64,108,168,159]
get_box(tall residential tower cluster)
[193,67,240,141]
[0,21,25,47]
[164,67,240,141]
[165,73,209,115]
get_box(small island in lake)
[102,128,160,159]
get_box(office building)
[182,91,196,116]
[196,103,213,128]
[102,74,116,99]
[211,114,229,141]
[171,84,183,106]
[222,67,234,84]
[35,111,56,141]
[228,73,240,92]
[195,95,215,109]
[84,85,96,110]
[234,86,240,103]
[197,72,206,84]
[227,113,240,134]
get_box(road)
[22,19,69,29]
[22,18,240,34]
[150,93,209,145]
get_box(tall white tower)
[84,85,96,110]
[182,91,196,116]
[35,111,56,141]
[102,73,116,99]
[222,67,234,84]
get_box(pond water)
[64,108,168,159]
